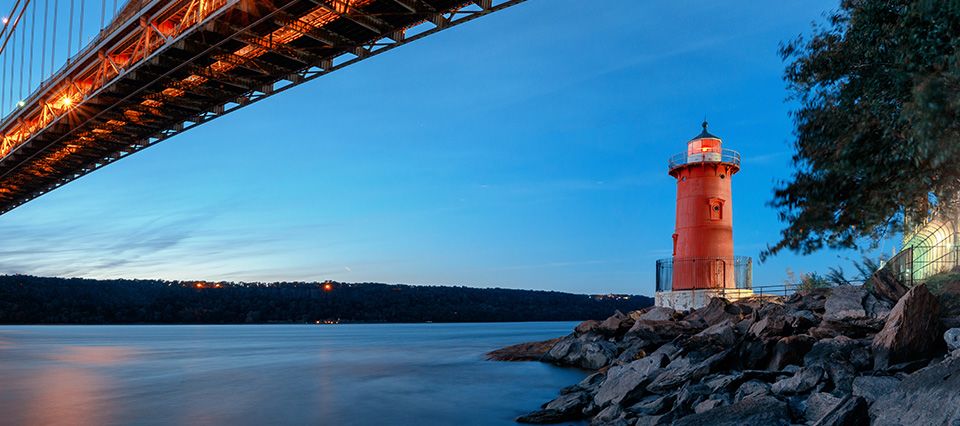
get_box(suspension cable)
[28,0,35,92]
[50,0,56,77]
[67,0,73,63]
[78,0,84,55]
[40,0,47,81]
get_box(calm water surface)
[0,323,584,425]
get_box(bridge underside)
[0,0,522,215]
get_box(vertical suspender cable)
[28,0,35,92]
[78,0,84,55]
[19,13,24,105]
[101,0,106,31]
[40,0,46,82]
[67,0,74,63]
[50,0,56,77]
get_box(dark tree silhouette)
[0,275,652,324]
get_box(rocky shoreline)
[489,283,960,425]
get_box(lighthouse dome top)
[667,121,741,175]
[690,120,721,141]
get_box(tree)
[765,0,960,260]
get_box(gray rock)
[632,412,674,426]
[734,380,772,402]
[578,340,618,369]
[674,383,711,411]
[590,404,624,425]
[575,320,601,335]
[685,319,737,349]
[771,365,824,395]
[701,372,743,393]
[872,284,941,369]
[593,352,668,407]
[852,375,900,404]
[646,349,731,394]
[597,310,633,337]
[748,311,789,338]
[767,334,816,371]
[825,360,856,394]
[871,356,960,425]
[693,398,725,414]
[805,392,843,423]
[804,336,860,366]
[672,395,791,426]
[683,297,739,328]
[516,390,590,423]
[945,327,960,352]
[823,286,867,323]
[626,394,673,416]
[639,307,676,322]
[812,395,868,426]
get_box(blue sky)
[0,0,896,295]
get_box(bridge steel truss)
[0,0,525,216]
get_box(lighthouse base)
[655,288,754,311]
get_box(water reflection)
[0,324,585,425]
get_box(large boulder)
[575,320,600,336]
[683,297,740,328]
[767,334,816,371]
[771,365,824,395]
[647,349,732,394]
[812,395,868,426]
[485,337,561,361]
[516,390,591,423]
[851,375,900,404]
[870,356,960,425]
[593,352,668,407]
[542,336,617,370]
[823,286,868,323]
[597,310,634,337]
[872,284,942,369]
[639,307,676,322]
[805,392,843,424]
[867,267,909,303]
[672,395,791,426]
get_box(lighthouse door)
[711,259,725,288]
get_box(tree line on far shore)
[0,275,652,324]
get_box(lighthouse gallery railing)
[655,256,753,292]
[668,148,741,171]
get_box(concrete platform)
[655,288,754,311]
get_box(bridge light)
[61,97,73,107]
[16,101,25,108]
[1,18,8,25]
[323,282,334,292]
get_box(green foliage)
[764,0,960,259]
[796,272,832,292]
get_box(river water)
[0,323,585,425]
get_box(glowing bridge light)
[16,101,25,108]
[61,97,73,107]
[1,17,8,25]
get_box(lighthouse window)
[708,198,725,221]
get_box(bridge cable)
[78,0,84,57]
[28,0,35,94]
[67,0,73,64]
[101,0,106,32]
[0,0,23,46]
[40,0,46,82]
[50,0,56,78]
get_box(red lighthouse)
[656,122,752,309]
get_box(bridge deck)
[0,0,522,215]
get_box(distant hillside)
[0,275,653,324]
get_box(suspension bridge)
[0,0,523,216]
